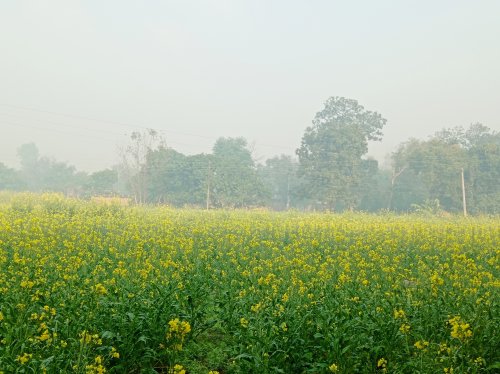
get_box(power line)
[0,111,128,138]
[0,103,295,151]
[1,119,119,143]
[0,114,215,150]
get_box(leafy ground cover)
[0,193,498,373]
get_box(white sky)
[1,0,499,171]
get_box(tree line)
[1,96,499,214]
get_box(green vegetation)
[0,193,498,372]
[2,97,499,214]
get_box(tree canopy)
[296,96,386,210]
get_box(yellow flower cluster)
[377,358,388,372]
[167,318,191,338]
[110,347,120,359]
[80,331,103,346]
[399,323,411,334]
[393,309,405,319]
[85,355,106,374]
[166,318,191,351]
[94,283,107,295]
[414,340,429,350]
[329,363,339,372]
[448,316,473,341]
[169,364,186,374]
[15,353,32,365]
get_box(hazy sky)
[1,0,499,172]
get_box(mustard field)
[0,193,498,373]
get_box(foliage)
[0,163,24,191]
[258,155,300,210]
[411,198,443,215]
[391,138,466,212]
[147,148,210,206]
[296,97,386,210]
[0,193,498,373]
[211,137,267,208]
[84,169,118,197]
[358,163,391,212]
[2,119,499,214]
[16,143,83,194]
[465,127,500,214]
[391,124,500,214]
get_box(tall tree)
[296,97,386,210]
[119,129,164,204]
[464,124,500,213]
[147,148,209,206]
[17,143,81,194]
[38,158,79,193]
[212,137,266,208]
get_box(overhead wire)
[0,103,295,151]
[2,108,471,168]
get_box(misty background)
[1,1,499,213]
